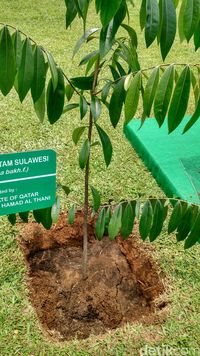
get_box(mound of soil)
[18,212,165,341]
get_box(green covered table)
[124,116,200,205]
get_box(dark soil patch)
[18,212,166,341]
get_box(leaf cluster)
[0,26,66,124]
[1,0,200,249]
[94,198,200,249]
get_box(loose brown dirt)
[18,212,166,341]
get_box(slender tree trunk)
[82,57,100,280]
[82,110,92,280]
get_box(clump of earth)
[18,212,166,341]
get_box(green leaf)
[74,0,83,18]
[99,0,126,59]
[163,199,169,220]
[91,96,102,121]
[95,207,106,240]
[143,66,159,117]
[149,200,165,242]
[176,205,196,241]
[140,0,147,30]
[194,20,200,50]
[101,81,112,103]
[178,0,187,42]
[130,200,137,215]
[159,0,176,61]
[65,0,78,29]
[124,72,141,124]
[145,0,160,48]
[173,0,180,7]
[75,0,90,28]
[91,186,101,212]
[51,197,60,223]
[121,24,138,48]
[91,140,100,147]
[12,30,22,70]
[95,0,102,13]
[154,65,174,127]
[118,42,140,72]
[168,66,191,133]
[80,95,88,119]
[33,209,42,224]
[8,214,16,225]
[72,126,86,145]
[109,78,125,128]
[70,76,94,90]
[47,67,65,124]
[109,65,120,81]
[85,53,99,75]
[183,98,200,133]
[124,74,132,91]
[105,206,112,234]
[121,202,135,239]
[41,207,53,230]
[115,61,126,77]
[31,46,46,103]
[46,51,58,91]
[168,200,183,234]
[139,200,153,241]
[79,138,90,169]
[100,0,123,28]
[135,200,141,219]
[33,207,52,230]
[95,123,113,166]
[61,185,71,196]
[63,103,79,113]
[33,63,48,122]
[65,84,74,101]
[99,21,115,58]
[108,204,122,240]
[73,28,99,57]
[184,209,200,249]
[79,50,99,66]
[191,69,200,106]
[19,211,29,223]
[34,87,46,122]
[0,26,16,96]
[68,204,76,225]
[18,37,34,102]
[112,0,127,35]
[183,0,200,42]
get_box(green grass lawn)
[0,1,200,355]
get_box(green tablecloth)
[124,116,200,204]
